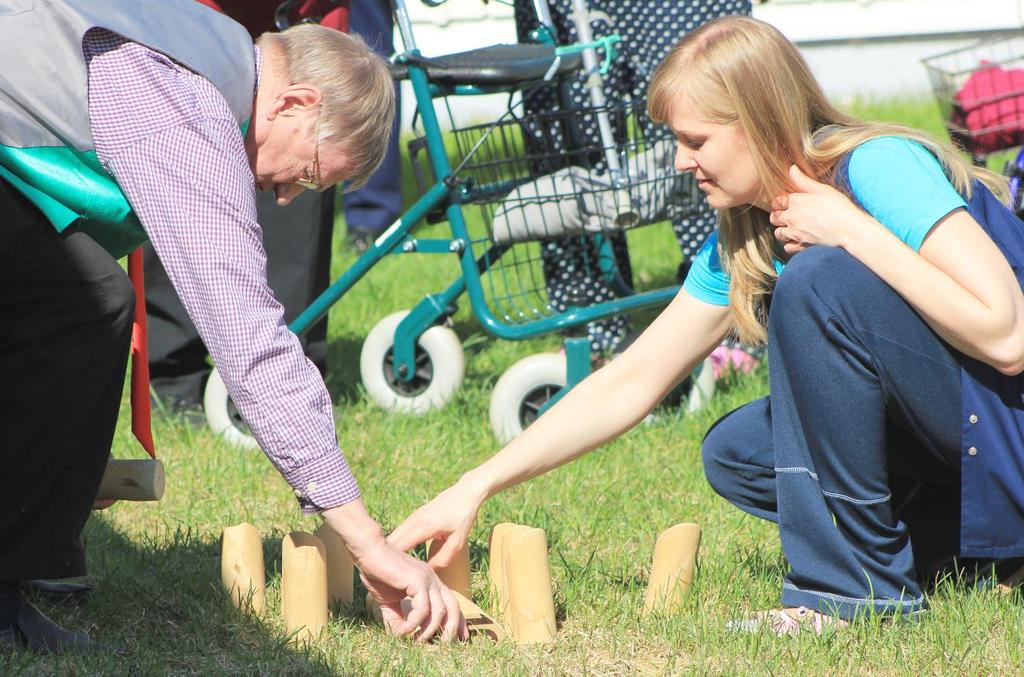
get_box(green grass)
[9,97,1024,675]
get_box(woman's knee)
[701,402,770,496]
[701,414,735,495]
[772,247,859,309]
[768,246,884,336]
[700,399,779,519]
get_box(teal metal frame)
[286,0,682,396]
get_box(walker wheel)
[489,352,567,444]
[204,367,261,450]
[360,311,465,413]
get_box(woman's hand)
[770,165,876,254]
[387,474,489,569]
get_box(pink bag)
[953,62,1024,154]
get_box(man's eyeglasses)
[295,122,326,192]
[295,114,354,193]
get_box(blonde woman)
[389,16,1024,634]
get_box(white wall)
[757,0,1024,100]
[394,0,1024,130]
[395,0,517,130]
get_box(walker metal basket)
[409,99,698,326]
[923,34,1024,158]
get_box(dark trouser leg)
[0,179,134,581]
[143,240,207,405]
[261,189,334,372]
[344,0,401,238]
[768,247,961,618]
[144,188,334,406]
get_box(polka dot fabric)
[514,0,752,352]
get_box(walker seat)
[391,44,582,86]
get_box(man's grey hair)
[259,25,395,192]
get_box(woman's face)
[668,97,764,209]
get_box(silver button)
[306,481,318,493]
[294,488,303,497]
[969,414,979,424]
[968,446,978,456]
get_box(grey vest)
[0,0,256,256]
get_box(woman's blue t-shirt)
[682,136,969,305]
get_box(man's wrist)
[320,499,386,565]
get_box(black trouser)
[0,179,134,581]
[144,188,335,405]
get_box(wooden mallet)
[95,458,165,502]
[96,249,164,503]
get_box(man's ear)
[267,84,322,119]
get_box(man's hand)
[356,539,468,642]
[770,165,876,255]
[321,499,467,642]
[387,475,488,570]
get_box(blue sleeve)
[683,231,731,306]
[847,137,968,251]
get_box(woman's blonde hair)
[259,25,394,191]
[648,16,1008,345]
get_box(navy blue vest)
[958,182,1024,558]
[837,155,1024,557]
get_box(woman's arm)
[847,208,1024,374]
[772,165,1024,375]
[388,291,732,563]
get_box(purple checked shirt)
[83,30,360,512]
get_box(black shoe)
[21,580,92,606]
[997,558,1024,590]
[0,601,121,655]
[0,624,18,650]
[346,226,380,253]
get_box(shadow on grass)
[324,335,364,405]
[2,518,339,675]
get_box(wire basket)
[410,100,698,326]
[923,34,1024,157]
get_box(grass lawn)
[7,98,1023,676]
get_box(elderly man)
[0,0,465,651]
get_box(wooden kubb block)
[314,524,354,608]
[282,532,328,644]
[221,523,266,615]
[426,538,472,599]
[488,522,557,644]
[643,523,702,614]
